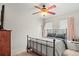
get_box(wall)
[45,10,79,40]
[0,4,42,54]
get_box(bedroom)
[0,3,79,56]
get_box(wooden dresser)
[0,30,11,56]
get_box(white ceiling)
[52,3,79,16]
[0,3,79,18]
[30,3,79,18]
[22,3,79,18]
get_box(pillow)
[56,29,66,35]
[47,33,56,37]
[55,33,65,39]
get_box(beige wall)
[0,4,42,54]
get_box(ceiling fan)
[33,4,56,16]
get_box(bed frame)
[26,29,68,56]
[26,35,55,56]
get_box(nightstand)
[67,40,79,52]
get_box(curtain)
[67,16,76,41]
[41,18,46,37]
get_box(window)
[59,19,67,29]
[43,22,53,37]
[44,22,53,29]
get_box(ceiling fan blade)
[32,11,40,15]
[48,5,56,10]
[48,11,56,15]
[34,6,41,9]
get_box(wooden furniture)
[0,30,11,56]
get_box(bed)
[26,29,68,56]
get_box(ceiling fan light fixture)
[33,4,56,16]
[41,12,47,16]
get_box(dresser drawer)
[74,43,79,51]
[1,47,11,56]
[67,41,79,51]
